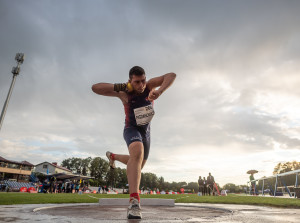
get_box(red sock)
[130,193,140,202]
[111,153,115,160]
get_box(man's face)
[129,74,146,93]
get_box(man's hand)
[148,89,161,101]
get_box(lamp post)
[0,53,25,132]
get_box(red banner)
[20,187,28,192]
[28,187,36,192]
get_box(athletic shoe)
[106,151,116,169]
[127,198,142,219]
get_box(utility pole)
[0,53,25,132]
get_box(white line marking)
[88,195,99,199]
[175,196,190,200]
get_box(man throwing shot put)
[92,66,176,219]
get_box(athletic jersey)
[123,87,155,128]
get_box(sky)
[1,0,300,186]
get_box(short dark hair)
[129,66,145,79]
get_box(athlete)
[91,66,176,219]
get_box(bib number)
[134,105,155,126]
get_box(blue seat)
[4,180,36,190]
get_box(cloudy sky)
[1,0,300,186]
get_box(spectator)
[65,181,69,193]
[207,173,215,196]
[54,182,58,193]
[198,176,204,196]
[58,182,62,193]
[49,176,55,193]
[42,180,50,193]
[66,182,71,193]
[75,183,80,193]
[71,182,74,193]
[203,177,207,196]
[250,173,256,195]
[61,182,65,193]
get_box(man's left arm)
[147,72,176,101]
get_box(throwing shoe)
[106,151,116,169]
[127,198,142,219]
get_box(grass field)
[0,193,299,208]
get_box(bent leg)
[114,154,129,165]
[127,141,144,194]
[112,153,147,169]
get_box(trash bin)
[294,187,300,198]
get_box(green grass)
[0,193,97,205]
[0,193,300,208]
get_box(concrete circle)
[1,202,300,222]
[36,204,232,222]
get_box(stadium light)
[0,53,25,132]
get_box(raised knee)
[129,142,144,161]
[131,150,143,161]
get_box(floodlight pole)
[0,53,25,132]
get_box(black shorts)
[123,125,150,160]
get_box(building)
[35,161,72,175]
[0,156,34,182]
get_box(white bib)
[134,104,155,126]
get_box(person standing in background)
[207,173,215,196]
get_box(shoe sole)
[127,214,142,219]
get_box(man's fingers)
[148,91,155,101]
[148,90,160,101]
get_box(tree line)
[61,157,199,192]
[61,157,300,193]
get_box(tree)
[141,172,159,190]
[170,181,179,192]
[186,182,198,193]
[115,168,128,188]
[163,181,170,191]
[106,168,118,188]
[61,158,72,170]
[61,157,92,175]
[272,161,300,187]
[82,157,92,176]
[158,176,164,191]
[222,183,239,193]
[273,161,300,174]
[237,184,248,193]
[89,157,109,186]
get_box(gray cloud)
[1,0,300,185]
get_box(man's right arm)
[92,83,122,97]
[92,83,129,104]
